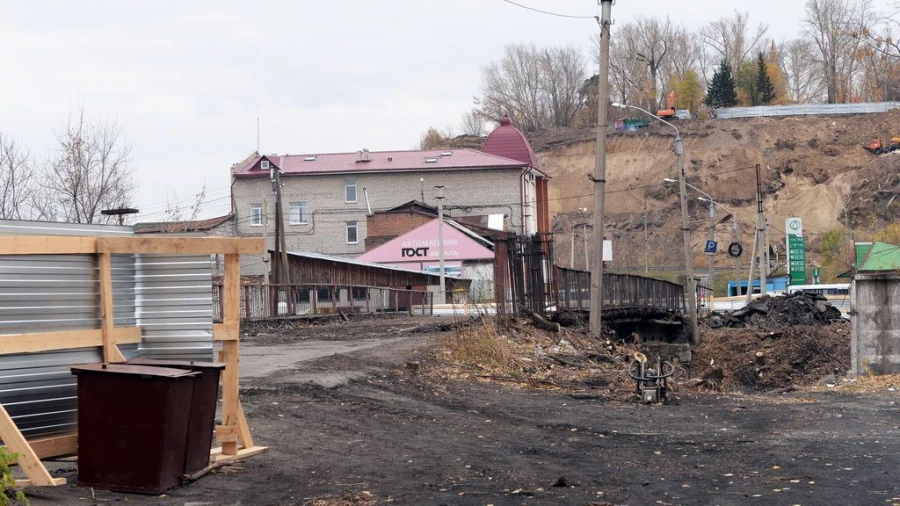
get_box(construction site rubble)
[705,291,843,330]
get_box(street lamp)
[615,102,698,345]
[663,179,721,294]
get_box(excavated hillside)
[495,111,900,283]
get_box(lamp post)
[434,185,446,305]
[664,179,718,294]
[614,103,698,344]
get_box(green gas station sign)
[786,218,806,284]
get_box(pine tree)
[705,60,738,109]
[755,52,776,105]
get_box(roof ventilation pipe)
[363,187,373,216]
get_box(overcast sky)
[0,0,894,221]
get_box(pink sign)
[357,219,494,264]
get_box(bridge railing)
[556,267,685,312]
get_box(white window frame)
[346,221,359,244]
[250,203,263,227]
[345,179,357,203]
[289,201,308,225]
[261,160,270,170]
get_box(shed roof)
[135,214,234,234]
[284,251,447,280]
[857,241,900,272]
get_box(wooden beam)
[97,237,264,255]
[7,434,78,462]
[220,254,241,455]
[212,323,239,342]
[14,478,66,487]
[236,400,255,449]
[209,445,268,464]
[0,327,141,356]
[0,236,97,255]
[98,252,121,363]
[0,404,58,486]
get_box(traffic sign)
[704,240,718,255]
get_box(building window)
[352,287,367,300]
[289,201,308,225]
[261,160,269,170]
[346,221,358,244]
[250,203,263,227]
[345,179,357,203]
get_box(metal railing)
[213,283,434,321]
[556,267,685,312]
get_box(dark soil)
[27,316,900,506]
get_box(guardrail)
[714,101,900,119]
[213,283,434,321]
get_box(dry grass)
[814,373,900,393]
[429,316,641,397]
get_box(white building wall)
[232,168,525,276]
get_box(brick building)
[228,117,549,275]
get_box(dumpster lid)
[71,363,200,378]
[125,358,226,370]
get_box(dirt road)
[29,316,900,505]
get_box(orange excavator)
[863,137,900,155]
[656,91,676,118]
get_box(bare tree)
[540,45,587,127]
[41,109,136,224]
[664,25,702,82]
[459,109,487,136]
[480,44,546,132]
[700,11,769,76]
[782,38,827,102]
[803,0,874,103]
[164,185,207,232]
[605,17,674,110]
[0,133,35,220]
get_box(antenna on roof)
[256,116,260,153]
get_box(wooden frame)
[0,235,265,487]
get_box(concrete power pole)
[434,185,446,305]
[644,196,649,274]
[676,136,700,345]
[589,0,613,337]
[272,167,291,289]
[708,201,716,293]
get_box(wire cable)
[499,0,596,19]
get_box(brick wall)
[365,211,435,250]
[232,168,525,267]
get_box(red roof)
[232,148,528,178]
[481,116,540,170]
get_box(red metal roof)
[481,116,540,170]
[232,148,528,178]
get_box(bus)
[786,284,850,296]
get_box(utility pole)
[708,200,716,293]
[272,166,291,292]
[644,196,649,274]
[582,224,589,271]
[435,185,446,305]
[676,136,699,345]
[744,163,765,303]
[589,0,613,337]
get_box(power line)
[499,0,596,19]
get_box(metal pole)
[755,164,767,296]
[589,0,613,337]
[745,229,759,305]
[570,222,576,268]
[708,201,715,294]
[732,220,739,296]
[676,135,699,345]
[644,196,649,274]
[435,185,446,305]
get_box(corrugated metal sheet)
[715,102,900,119]
[0,220,214,438]
[136,255,214,361]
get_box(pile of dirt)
[706,292,843,330]
[691,322,850,391]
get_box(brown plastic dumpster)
[71,363,198,494]
[125,358,225,474]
